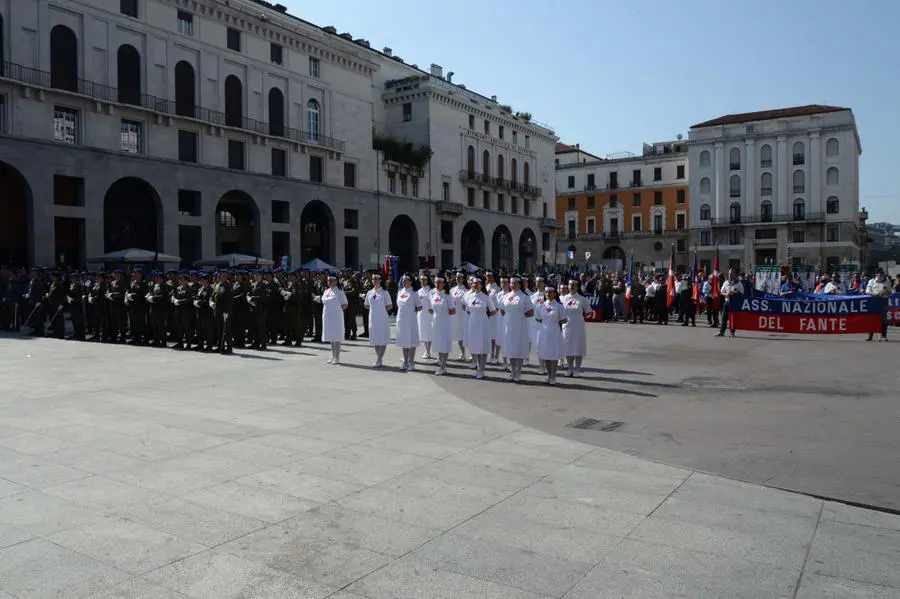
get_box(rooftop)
[690,104,851,128]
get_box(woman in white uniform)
[490,277,510,366]
[429,275,456,375]
[450,273,468,361]
[364,273,393,368]
[560,279,593,377]
[556,282,570,368]
[463,278,496,379]
[530,277,547,372]
[416,274,434,359]
[394,275,423,371]
[534,286,567,385]
[500,276,534,382]
[314,275,349,365]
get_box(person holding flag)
[624,252,634,318]
[656,245,676,325]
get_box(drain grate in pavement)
[566,418,626,432]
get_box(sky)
[285,0,899,223]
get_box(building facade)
[554,140,690,270]
[0,0,557,272]
[688,105,863,273]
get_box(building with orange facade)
[554,140,690,271]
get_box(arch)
[299,199,334,264]
[482,150,490,177]
[307,99,320,140]
[699,203,711,221]
[760,172,773,194]
[792,198,806,220]
[174,60,196,117]
[699,176,711,195]
[729,201,741,223]
[759,144,772,166]
[268,88,285,137]
[103,177,162,253]
[116,44,141,105]
[460,220,485,267]
[0,161,33,266]
[491,225,513,271]
[518,227,537,272]
[224,75,243,127]
[466,145,475,174]
[729,147,741,169]
[216,190,260,255]
[496,154,504,181]
[388,215,419,274]
[826,166,839,186]
[510,158,518,184]
[793,169,805,193]
[50,25,78,92]
[602,246,626,262]
[760,200,773,221]
[826,138,839,157]
[523,162,530,186]
[729,174,741,197]
[826,196,840,214]
[793,141,805,165]
[699,150,710,167]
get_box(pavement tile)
[523,471,671,515]
[573,450,692,480]
[42,444,150,474]
[42,475,173,519]
[0,430,78,454]
[443,445,569,477]
[808,520,900,588]
[237,467,366,503]
[0,490,107,537]
[821,500,900,531]
[486,494,646,537]
[292,445,435,486]
[795,573,900,599]
[0,452,90,488]
[414,457,543,492]
[0,477,28,498]
[183,480,321,523]
[672,472,823,519]
[83,577,190,598]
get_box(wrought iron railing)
[457,170,542,196]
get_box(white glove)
[170,296,178,305]
[248,298,257,307]
[67,297,73,304]
[88,296,95,304]
[193,300,201,308]
[105,292,113,300]
[313,295,322,303]
[35,301,42,307]
[210,301,216,311]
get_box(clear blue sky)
[285,0,898,222]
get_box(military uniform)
[212,275,234,354]
[360,276,374,337]
[281,275,303,346]
[147,275,169,346]
[24,271,46,336]
[231,273,251,347]
[247,275,268,349]
[265,273,283,345]
[67,276,87,340]
[88,275,109,341]
[170,278,194,349]
[341,274,360,340]
[193,278,216,351]
[44,275,67,339]
[311,275,326,341]
[126,273,149,345]
[106,274,127,342]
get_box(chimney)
[491,95,497,102]
[446,71,454,83]
[430,63,443,78]
[383,47,392,57]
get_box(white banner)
[754,266,782,293]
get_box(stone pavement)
[0,334,899,598]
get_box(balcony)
[576,229,687,241]
[793,154,805,166]
[760,187,773,196]
[630,180,643,188]
[716,212,826,226]
[0,61,346,152]
[457,171,541,197]
[435,201,464,216]
[540,217,561,229]
[729,162,741,170]
[711,216,745,226]
[793,186,805,194]
[760,160,773,168]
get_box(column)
[744,139,755,217]
[809,131,822,213]
[776,136,788,216]
[713,142,725,219]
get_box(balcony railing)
[0,61,346,152]
[575,229,687,240]
[540,217,561,229]
[457,170,541,196]
[730,162,741,170]
[435,201,464,216]
[760,160,773,168]
[713,212,825,226]
[793,154,805,166]
[793,185,805,194]
[760,187,773,196]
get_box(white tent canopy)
[88,248,181,263]
[194,253,274,267]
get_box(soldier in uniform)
[265,270,283,345]
[146,271,169,346]
[170,272,194,349]
[107,269,128,342]
[165,270,179,340]
[212,270,234,354]
[24,267,46,336]
[359,270,374,338]
[126,268,149,345]
[629,277,646,324]
[187,270,201,346]
[281,271,302,346]
[88,272,109,342]
[43,271,68,339]
[311,271,327,342]
[247,270,268,350]
[231,270,251,348]
[67,271,87,340]
[193,272,216,352]
[341,270,360,340]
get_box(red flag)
[666,245,676,309]
[711,245,721,310]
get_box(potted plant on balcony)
[372,131,433,173]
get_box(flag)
[624,251,634,316]
[691,252,700,304]
[666,244,676,309]
[711,245,721,310]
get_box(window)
[793,170,805,193]
[609,172,618,188]
[826,138,839,157]
[524,199,530,216]
[343,162,356,187]
[700,230,711,246]
[512,131,517,144]
[676,213,686,230]
[826,197,840,214]
[676,189,685,204]
[699,177,710,195]
[729,202,741,224]
[525,135,530,149]
[792,229,805,243]
[0,95,5,133]
[442,181,449,201]
[792,141,805,165]
[53,107,78,144]
[177,11,193,35]
[226,27,241,51]
[609,194,618,208]
[271,148,286,176]
[676,239,686,253]
[497,194,505,212]
[632,215,642,232]
[653,214,663,233]
[567,198,575,210]
[219,211,236,228]
[653,167,662,181]
[270,43,283,65]
[344,209,359,229]
[632,193,641,207]
[755,228,777,241]
[729,147,741,170]
[699,204,711,220]
[400,174,408,196]
[120,0,138,17]
[610,218,619,235]
[272,200,289,224]
[586,173,595,189]
[483,120,490,135]
[468,114,475,130]
[511,197,519,215]
[759,144,772,168]
[387,172,396,193]
[567,219,576,238]
[760,172,773,196]
[586,217,595,234]
[760,200,773,222]
[587,196,595,210]
[728,229,740,245]
[654,191,663,205]
[402,102,412,122]
[306,99,320,141]
[177,130,197,162]
[441,220,453,244]
[227,140,245,170]
[412,177,419,197]
[309,155,324,183]
[699,150,710,167]
[177,189,200,216]
[482,191,490,209]
[54,175,85,207]
[467,187,475,207]
[729,175,741,197]
[826,167,839,186]
[632,169,641,186]
[499,126,504,140]
[827,225,840,242]
[120,119,141,153]
[308,57,320,78]
[567,175,575,189]
[793,199,806,220]
[676,165,685,179]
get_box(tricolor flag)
[691,252,700,304]
[624,251,634,316]
[666,244,676,309]
[711,245,721,310]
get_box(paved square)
[1,328,898,598]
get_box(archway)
[0,161,32,266]
[602,245,626,263]
[117,44,141,105]
[268,88,285,137]
[174,60,196,117]
[518,227,537,272]
[460,220,484,267]
[299,200,334,265]
[388,215,419,274]
[215,190,259,255]
[103,178,161,253]
[491,225,513,272]
[50,25,78,92]
[224,75,243,127]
